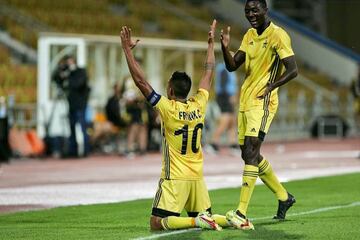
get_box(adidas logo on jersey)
[251,128,256,133]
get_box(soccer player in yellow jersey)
[120,20,229,231]
[220,0,298,229]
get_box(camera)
[52,62,70,94]
[58,62,69,72]
[58,63,71,79]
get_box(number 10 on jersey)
[174,123,204,155]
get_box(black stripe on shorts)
[187,207,212,217]
[152,208,180,218]
[153,179,164,208]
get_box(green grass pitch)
[1,173,360,239]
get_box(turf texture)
[0,173,359,239]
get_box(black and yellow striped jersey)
[148,89,209,180]
[239,22,294,113]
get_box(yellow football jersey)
[239,22,295,113]
[148,89,209,180]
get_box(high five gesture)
[208,19,217,44]
[220,25,246,72]
[199,19,217,91]
[220,26,231,48]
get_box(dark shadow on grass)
[255,219,297,227]
[247,225,303,240]
[220,225,304,240]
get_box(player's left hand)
[257,82,274,99]
[208,19,217,44]
[120,26,140,50]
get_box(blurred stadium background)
[0,0,360,217]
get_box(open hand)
[220,26,231,48]
[208,19,217,44]
[120,26,140,50]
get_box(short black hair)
[246,0,267,8]
[170,71,192,99]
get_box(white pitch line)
[133,228,201,240]
[250,201,360,221]
[133,201,360,240]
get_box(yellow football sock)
[258,158,288,201]
[160,216,195,230]
[237,165,258,216]
[212,214,231,227]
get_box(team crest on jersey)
[263,40,268,48]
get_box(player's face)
[245,1,267,29]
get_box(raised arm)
[257,55,298,99]
[220,26,245,72]
[120,26,153,99]
[198,19,217,91]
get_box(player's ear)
[169,87,175,98]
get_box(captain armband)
[147,90,161,106]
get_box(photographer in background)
[53,55,91,158]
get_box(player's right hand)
[120,26,140,50]
[220,26,231,48]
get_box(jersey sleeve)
[193,88,209,113]
[239,31,249,52]
[147,90,170,118]
[275,28,295,59]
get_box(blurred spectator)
[122,75,148,156]
[52,55,91,157]
[354,67,360,158]
[90,111,122,155]
[0,96,11,162]
[105,82,128,129]
[206,62,238,154]
[351,67,360,129]
[91,82,128,154]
